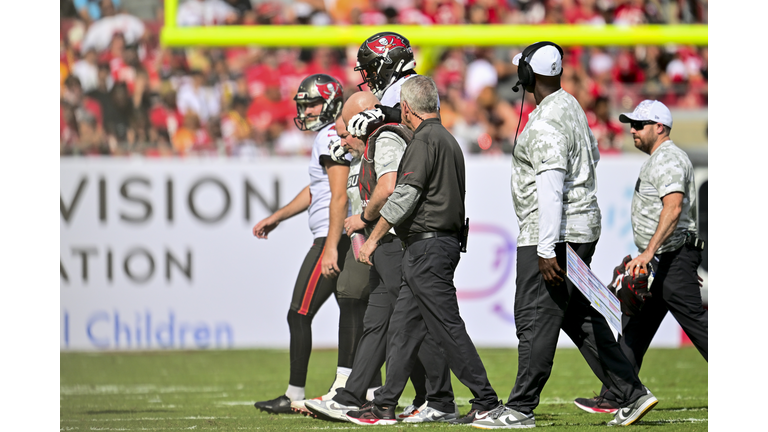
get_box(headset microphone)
[512,80,521,92]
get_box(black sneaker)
[345,401,397,425]
[254,394,294,414]
[574,392,620,414]
[448,408,480,424]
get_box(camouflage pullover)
[511,88,602,247]
[631,140,697,254]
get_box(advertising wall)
[60,156,685,351]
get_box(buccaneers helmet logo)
[315,81,340,100]
[365,36,407,64]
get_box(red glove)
[608,255,632,295]
[616,267,653,316]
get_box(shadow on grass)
[84,409,174,415]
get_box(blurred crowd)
[60,0,708,157]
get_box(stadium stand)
[59,0,708,157]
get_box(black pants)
[374,236,499,412]
[334,237,453,411]
[602,244,707,401]
[506,241,646,414]
[286,235,351,387]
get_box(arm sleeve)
[379,184,422,226]
[535,168,566,259]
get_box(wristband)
[360,211,379,226]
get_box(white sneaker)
[402,406,459,423]
[304,399,358,422]
[291,389,338,415]
[471,405,535,429]
[607,392,658,426]
[397,401,427,420]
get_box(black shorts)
[336,241,372,300]
[289,235,351,317]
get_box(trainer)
[574,100,708,413]
[344,75,500,426]
[472,42,656,429]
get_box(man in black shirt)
[345,75,500,426]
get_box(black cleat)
[254,394,294,414]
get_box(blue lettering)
[82,310,234,350]
[64,310,69,347]
[155,312,175,348]
[87,311,110,348]
[194,326,210,348]
[179,323,191,348]
[135,313,142,347]
[145,311,151,348]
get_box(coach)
[343,76,500,425]
[472,42,656,429]
[575,100,708,413]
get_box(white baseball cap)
[512,45,563,76]
[619,100,673,128]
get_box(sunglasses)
[629,120,657,131]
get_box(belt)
[377,233,398,245]
[403,231,457,248]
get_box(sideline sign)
[566,244,622,335]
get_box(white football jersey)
[307,123,352,238]
[379,74,413,107]
[379,74,439,109]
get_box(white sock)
[332,373,349,391]
[366,386,380,401]
[285,385,305,402]
[321,370,351,400]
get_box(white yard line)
[60,425,364,431]
[643,418,708,424]
[61,417,225,422]
[61,385,228,396]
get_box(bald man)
[306,91,456,424]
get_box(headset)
[511,41,564,148]
[512,41,564,93]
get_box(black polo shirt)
[395,118,466,239]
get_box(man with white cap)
[574,100,707,415]
[472,42,657,428]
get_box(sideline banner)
[61,156,684,351]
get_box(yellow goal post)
[160,0,707,47]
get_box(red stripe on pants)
[298,243,326,315]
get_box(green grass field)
[61,347,707,431]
